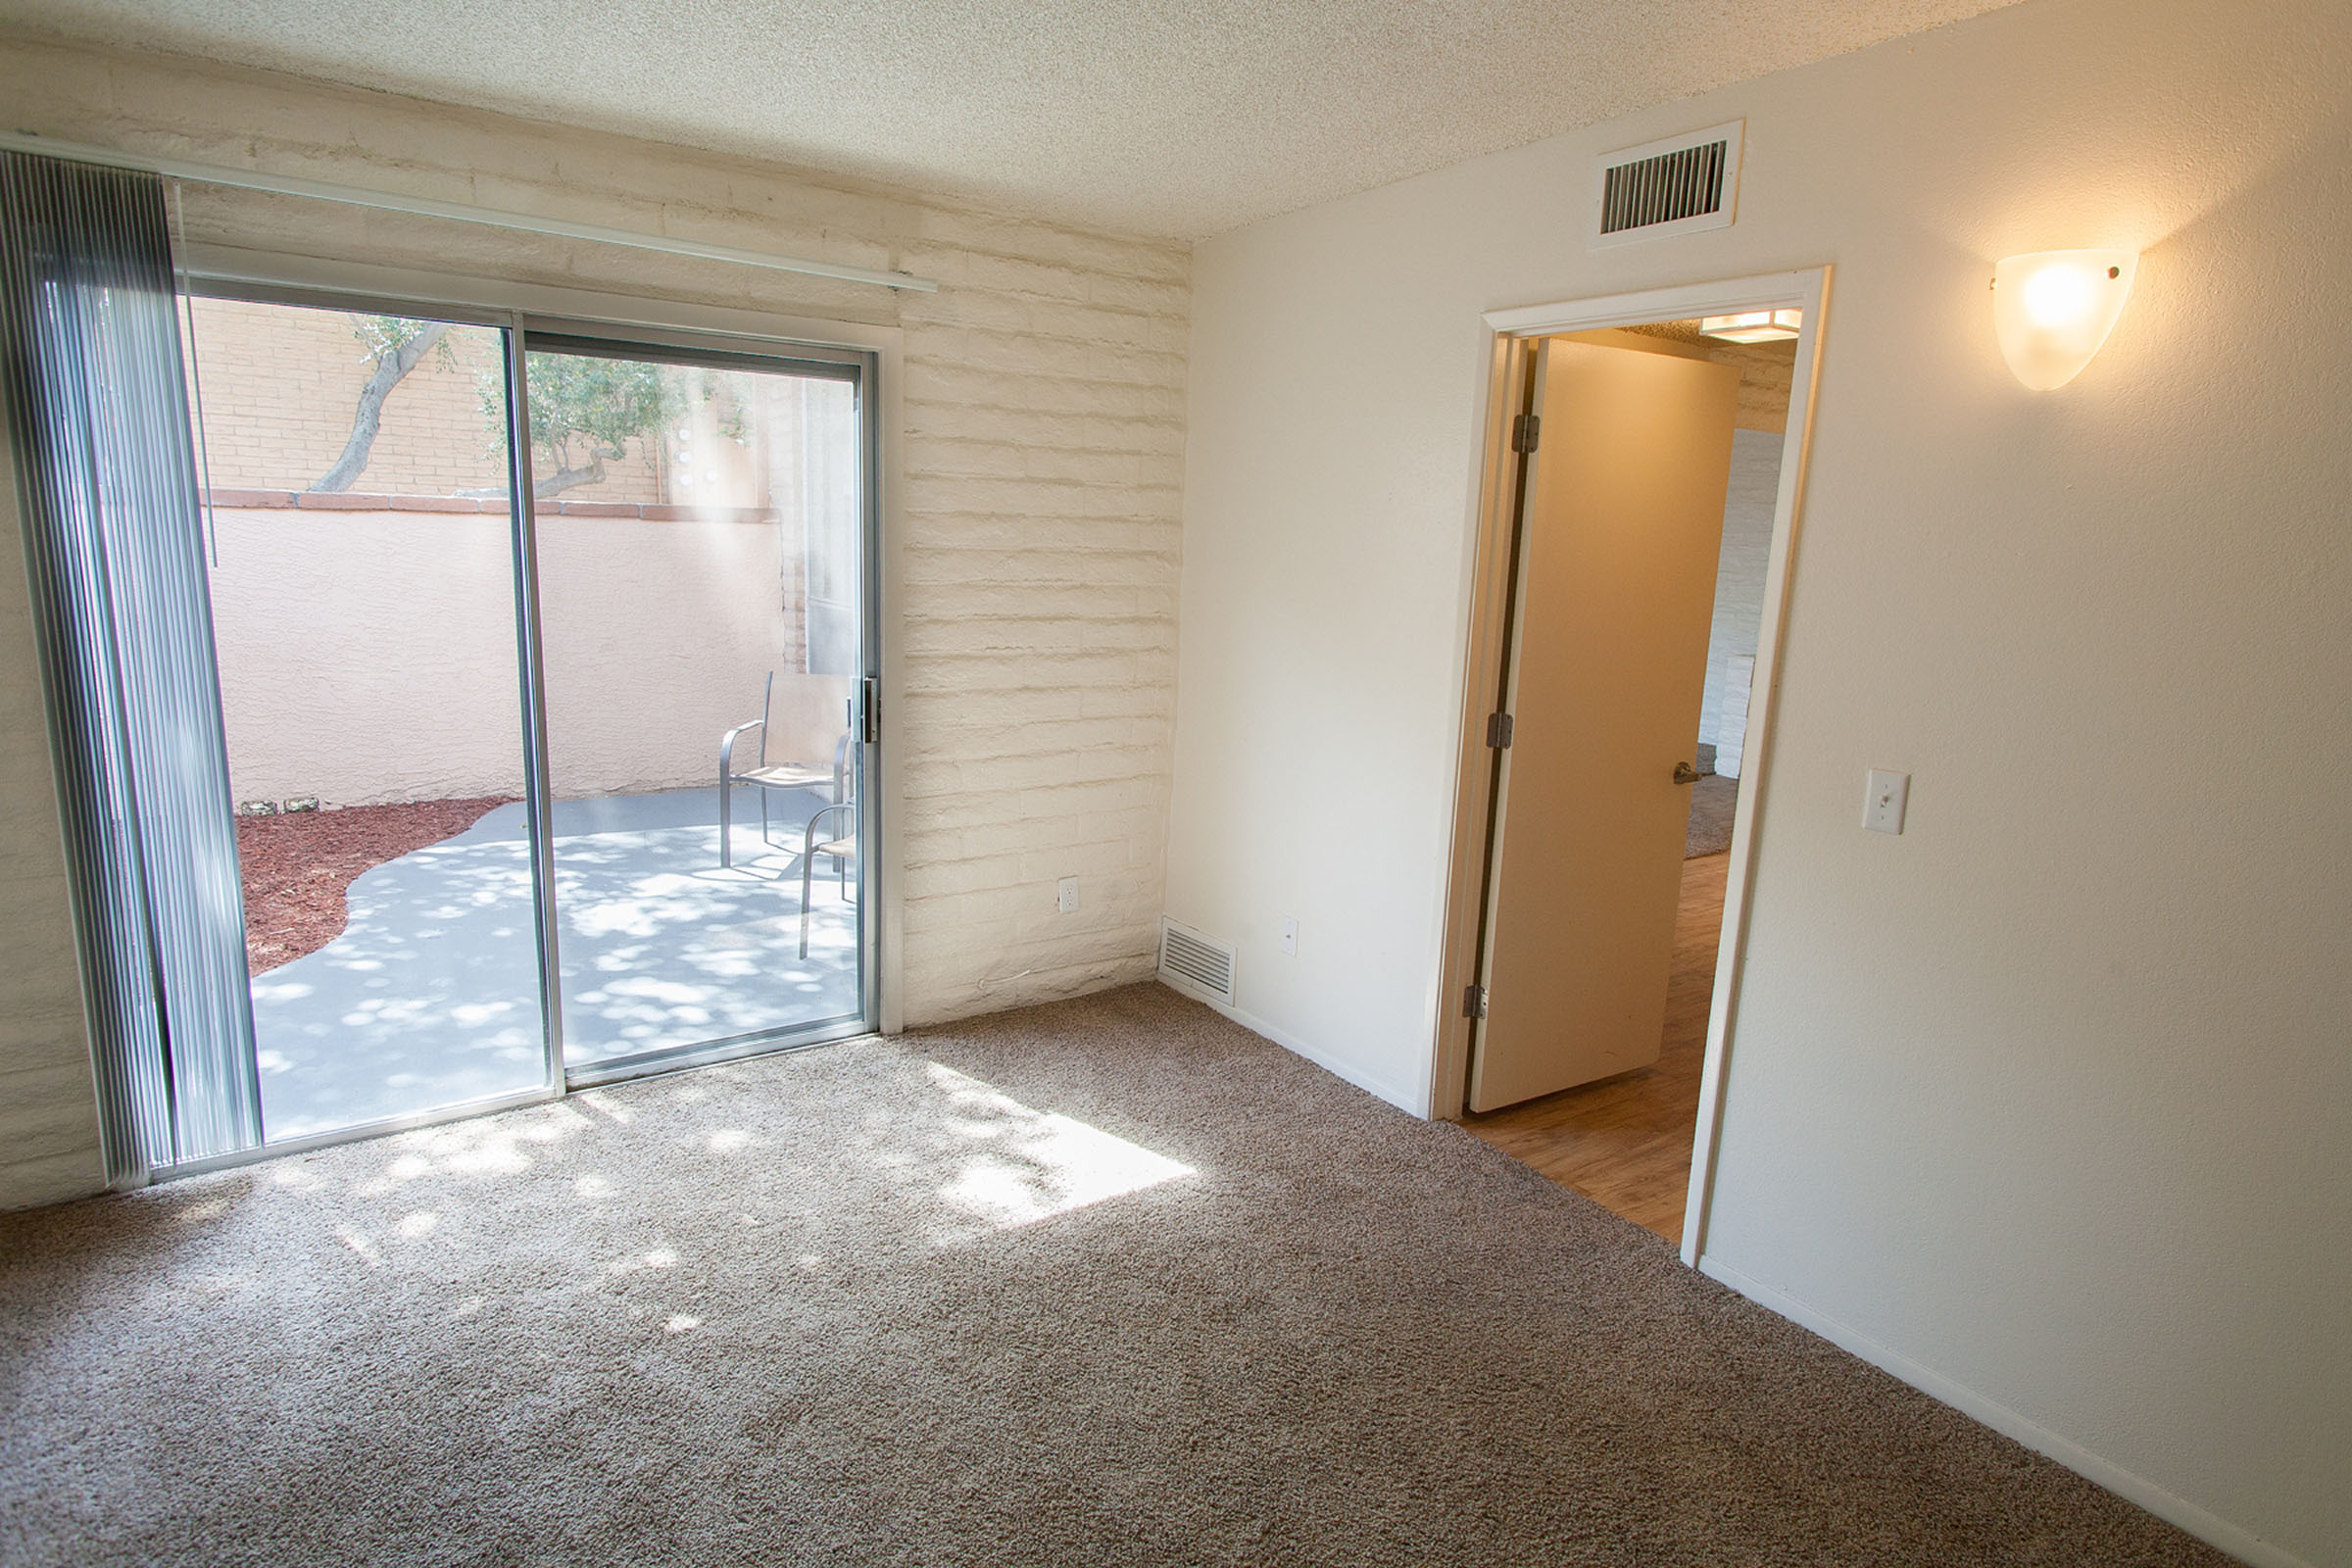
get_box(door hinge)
[1509,413,1540,454]
[1462,983,1489,1019]
[1485,711,1514,749]
[860,677,880,744]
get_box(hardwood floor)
[1462,852,1730,1246]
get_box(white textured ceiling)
[2,0,2024,239]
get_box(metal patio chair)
[718,672,851,869]
[798,800,857,958]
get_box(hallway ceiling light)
[1992,249,2137,389]
[1698,309,1802,343]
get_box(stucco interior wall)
[0,32,1190,1208]
[1165,0,2349,1562]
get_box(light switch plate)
[1863,769,1910,835]
[1280,916,1298,956]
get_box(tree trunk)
[452,459,607,503]
[308,322,449,493]
[533,459,606,498]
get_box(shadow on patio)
[251,786,859,1142]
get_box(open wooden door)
[1467,334,1739,1112]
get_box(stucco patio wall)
[208,500,847,806]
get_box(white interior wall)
[1696,428,1780,751]
[1163,0,2350,1563]
[0,32,1190,1208]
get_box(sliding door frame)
[516,316,883,1088]
[157,252,904,1174]
[502,312,566,1097]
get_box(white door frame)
[1428,268,1831,1267]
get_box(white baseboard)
[1696,1256,2317,1568]
[1165,982,1425,1116]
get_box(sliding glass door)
[186,297,548,1141]
[519,333,872,1076]
[173,295,877,1150]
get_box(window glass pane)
[523,342,864,1067]
[186,297,547,1139]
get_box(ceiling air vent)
[1590,121,1743,248]
[1157,918,1237,1005]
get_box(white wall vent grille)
[1591,121,1743,247]
[1157,918,1237,1004]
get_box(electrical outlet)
[1863,769,1910,835]
[1280,916,1298,956]
[1056,877,1079,914]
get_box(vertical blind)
[0,151,259,1178]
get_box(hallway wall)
[1164,0,2351,1561]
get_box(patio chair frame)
[719,672,853,869]
[799,802,858,958]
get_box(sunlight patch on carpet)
[924,1061,1194,1238]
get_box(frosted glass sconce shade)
[1992,249,2137,389]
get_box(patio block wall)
[0,31,1193,1206]
[185,304,521,498]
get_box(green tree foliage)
[513,352,683,496]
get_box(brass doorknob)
[1673,761,1702,785]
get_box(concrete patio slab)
[254,787,859,1141]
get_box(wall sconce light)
[1699,308,1802,343]
[1992,249,2137,389]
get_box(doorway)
[1434,277,1825,1259]
[177,289,880,1152]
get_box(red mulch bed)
[238,797,515,975]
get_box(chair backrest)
[765,672,858,765]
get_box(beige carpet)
[0,985,2224,1567]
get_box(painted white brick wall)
[1696,428,1784,750]
[0,415,107,1210]
[0,34,1190,1207]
